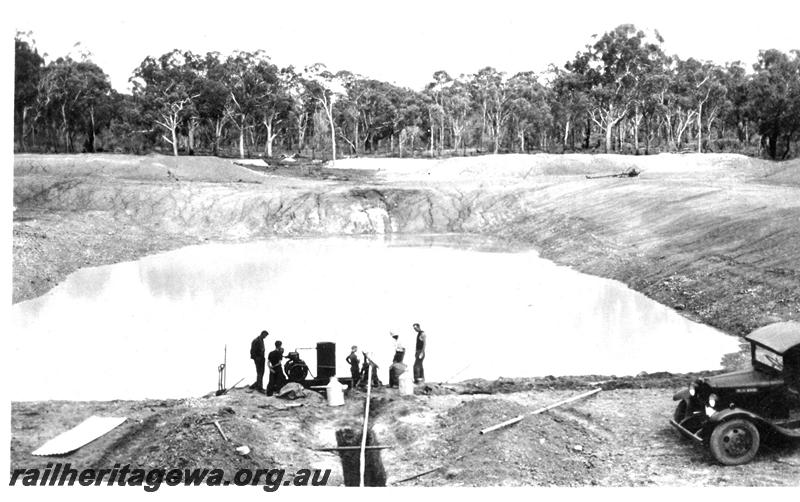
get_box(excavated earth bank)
[10,153,800,486]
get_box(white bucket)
[326,378,345,406]
[398,370,414,396]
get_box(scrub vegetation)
[14,25,800,162]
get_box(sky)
[8,0,800,93]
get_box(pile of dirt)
[14,153,273,184]
[427,398,602,486]
[11,384,800,486]
[445,371,732,395]
[332,153,783,184]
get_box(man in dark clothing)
[249,330,269,392]
[359,351,382,388]
[345,345,361,389]
[413,323,426,383]
[266,340,286,396]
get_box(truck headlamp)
[689,383,696,397]
[708,394,718,408]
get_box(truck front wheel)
[709,418,760,466]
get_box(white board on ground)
[32,416,127,456]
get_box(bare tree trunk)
[480,105,487,152]
[263,116,278,157]
[440,118,445,155]
[89,106,97,153]
[697,102,703,153]
[399,132,404,158]
[188,118,197,156]
[353,119,359,156]
[213,118,223,156]
[20,106,30,152]
[429,109,434,157]
[324,103,336,165]
[171,126,178,156]
[61,104,70,152]
[296,114,307,154]
[239,122,245,159]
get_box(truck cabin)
[746,321,800,392]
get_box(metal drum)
[316,342,336,379]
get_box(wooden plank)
[315,445,392,452]
[360,363,373,487]
[479,388,602,435]
[32,416,127,456]
[213,420,228,442]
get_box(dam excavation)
[11,152,800,486]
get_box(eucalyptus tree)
[469,67,499,151]
[37,56,112,152]
[442,78,471,152]
[472,67,511,154]
[220,51,276,158]
[718,61,751,145]
[674,58,727,152]
[354,79,398,153]
[506,71,551,152]
[391,87,425,157]
[132,50,198,156]
[304,63,346,164]
[256,62,293,157]
[748,49,800,159]
[550,66,592,150]
[424,70,452,154]
[283,66,313,153]
[14,33,44,151]
[571,24,666,153]
[187,52,229,156]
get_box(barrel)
[316,342,336,379]
[398,368,414,396]
[326,378,345,406]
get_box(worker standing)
[390,332,406,363]
[249,330,269,392]
[389,332,407,387]
[266,340,286,396]
[413,323,426,383]
[345,346,361,388]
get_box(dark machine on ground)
[285,342,346,387]
[670,321,800,465]
[284,351,310,382]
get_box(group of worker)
[248,323,427,395]
[248,331,288,396]
[346,323,427,389]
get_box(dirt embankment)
[13,153,800,337]
[11,384,800,487]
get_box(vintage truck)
[670,321,800,465]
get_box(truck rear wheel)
[709,418,760,466]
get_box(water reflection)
[10,236,741,401]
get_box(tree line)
[13,25,800,161]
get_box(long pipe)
[479,387,602,435]
[359,363,373,487]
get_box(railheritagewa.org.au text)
[10,463,331,491]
